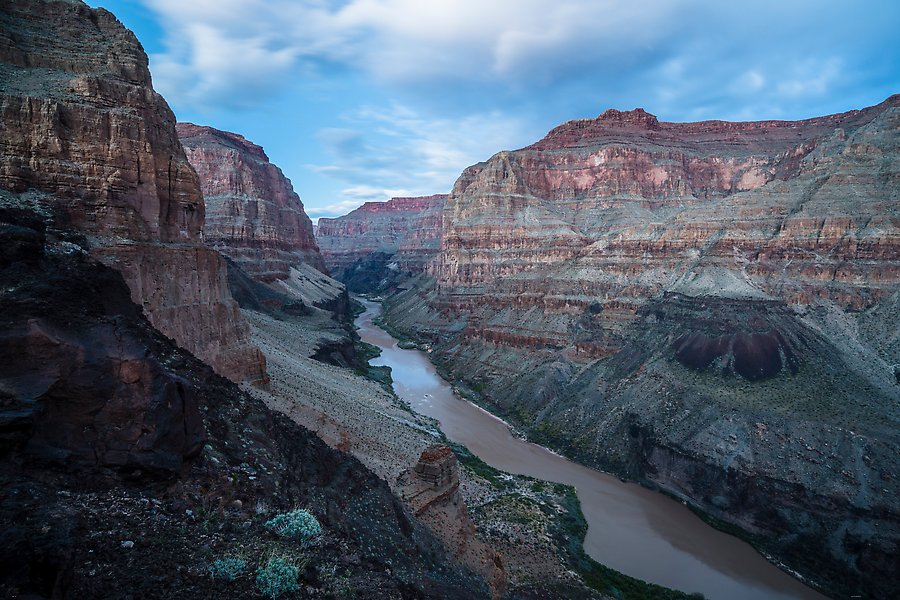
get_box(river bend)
[356,300,826,600]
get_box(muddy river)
[356,300,826,600]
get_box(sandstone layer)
[373,98,900,599]
[0,0,265,383]
[316,194,448,291]
[176,123,326,281]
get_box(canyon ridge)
[319,98,900,599]
[1,0,897,598]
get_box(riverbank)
[239,300,617,596]
[364,298,829,600]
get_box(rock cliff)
[0,4,488,597]
[316,195,447,292]
[176,123,326,281]
[377,97,900,599]
[0,205,204,475]
[0,0,265,383]
[0,206,486,599]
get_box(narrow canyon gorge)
[320,99,900,599]
[0,1,897,599]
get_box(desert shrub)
[208,555,246,581]
[256,556,300,599]
[265,508,322,542]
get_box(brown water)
[357,300,828,600]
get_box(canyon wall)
[0,0,265,383]
[0,4,489,597]
[379,98,900,598]
[316,194,447,291]
[0,205,487,599]
[176,123,326,281]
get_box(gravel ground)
[243,307,440,486]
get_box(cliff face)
[438,100,899,310]
[379,97,900,598]
[0,0,265,383]
[176,123,326,281]
[316,195,447,291]
[0,205,204,475]
[0,207,486,600]
[425,97,899,363]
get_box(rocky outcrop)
[0,205,487,599]
[176,123,326,281]
[377,97,900,598]
[414,444,459,488]
[317,195,448,292]
[0,206,204,475]
[397,444,506,598]
[0,0,265,383]
[400,444,461,513]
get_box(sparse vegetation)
[265,508,322,543]
[255,554,302,599]
[208,555,247,581]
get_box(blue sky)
[88,1,899,220]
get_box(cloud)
[306,103,536,217]
[115,0,899,216]
[776,58,842,98]
[137,0,898,116]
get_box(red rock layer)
[0,0,265,383]
[176,123,326,281]
[316,195,448,276]
[435,97,900,352]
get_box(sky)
[87,1,900,221]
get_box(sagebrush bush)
[256,556,300,599]
[265,508,322,542]
[208,556,246,581]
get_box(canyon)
[0,2,637,598]
[321,99,900,599]
[0,2,488,598]
[317,194,448,292]
[1,0,897,598]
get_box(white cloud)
[306,103,535,217]
[136,0,897,119]
[140,0,688,107]
[777,58,842,97]
[119,0,899,216]
[734,70,766,93]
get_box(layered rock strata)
[0,0,265,383]
[437,100,899,311]
[176,123,326,281]
[397,444,506,598]
[316,195,448,291]
[378,97,900,598]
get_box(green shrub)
[208,556,246,581]
[256,556,300,599]
[265,509,322,542]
